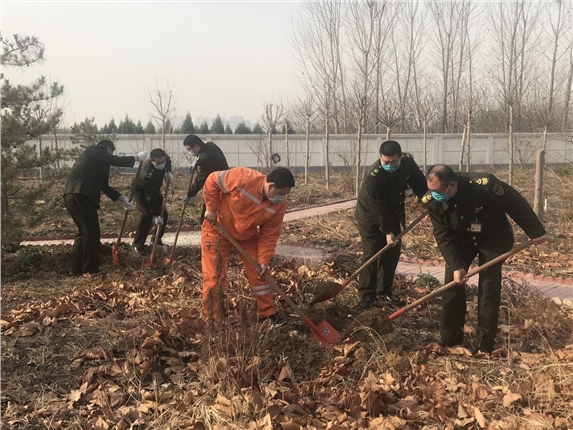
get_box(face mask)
[382,164,400,173]
[154,162,166,170]
[431,184,452,202]
[269,194,286,204]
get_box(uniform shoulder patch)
[371,168,379,176]
[196,154,201,161]
[422,194,433,204]
[493,184,504,195]
[475,177,488,186]
[403,153,413,158]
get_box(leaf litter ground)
[3,167,573,429]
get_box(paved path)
[19,199,573,303]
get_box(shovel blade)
[310,320,341,345]
[310,282,344,305]
[141,256,156,269]
[163,257,177,266]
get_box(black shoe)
[378,293,402,305]
[260,313,286,327]
[359,301,372,310]
[471,345,493,356]
[133,246,148,256]
[437,339,463,348]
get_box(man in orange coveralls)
[201,166,296,323]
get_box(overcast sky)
[2,1,303,128]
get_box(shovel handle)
[341,212,428,287]
[168,173,196,261]
[145,181,170,266]
[388,240,535,320]
[115,160,144,248]
[213,221,320,330]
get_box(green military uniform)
[423,173,546,351]
[132,157,172,249]
[186,141,229,224]
[355,154,427,305]
[64,145,135,274]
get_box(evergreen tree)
[211,114,225,134]
[180,111,195,134]
[224,123,233,134]
[135,120,145,134]
[107,118,118,133]
[198,120,210,134]
[252,122,263,134]
[234,121,252,134]
[145,120,156,134]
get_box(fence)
[28,132,573,170]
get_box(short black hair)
[183,134,204,147]
[266,167,295,189]
[427,164,457,183]
[379,140,402,157]
[150,148,167,159]
[97,140,115,151]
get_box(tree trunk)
[305,118,310,185]
[466,112,471,172]
[533,150,545,220]
[355,118,362,198]
[325,110,330,191]
[285,127,290,168]
[542,125,547,152]
[509,104,514,186]
[422,119,427,173]
[386,126,391,141]
[459,125,467,172]
[38,136,43,182]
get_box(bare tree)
[146,81,176,150]
[260,100,285,160]
[291,95,318,184]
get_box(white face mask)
[154,162,166,170]
[269,194,286,204]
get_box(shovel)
[142,181,170,269]
[311,212,428,305]
[388,240,535,321]
[112,161,144,266]
[213,220,340,346]
[164,173,196,265]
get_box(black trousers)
[357,228,402,304]
[441,245,507,351]
[64,194,101,274]
[132,189,168,249]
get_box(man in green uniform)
[423,164,546,353]
[355,140,427,309]
[64,140,148,274]
[132,148,173,256]
[182,135,229,224]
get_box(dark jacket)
[423,173,546,270]
[63,145,135,209]
[355,154,427,235]
[133,157,172,217]
[187,141,229,198]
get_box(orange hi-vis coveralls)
[201,166,288,320]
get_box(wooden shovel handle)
[115,160,144,248]
[340,212,428,288]
[388,240,535,320]
[147,181,171,259]
[213,221,318,328]
[169,173,196,261]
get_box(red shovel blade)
[309,320,341,346]
[112,245,120,266]
[141,255,157,269]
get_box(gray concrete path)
[19,198,573,303]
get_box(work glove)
[134,151,149,162]
[183,194,191,205]
[117,195,133,211]
[189,162,196,174]
[154,215,163,226]
[164,171,174,184]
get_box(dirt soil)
[3,168,573,429]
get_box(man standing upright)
[201,166,295,323]
[355,140,427,309]
[423,164,546,354]
[132,148,173,256]
[182,134,229,224]
[64,140,148,274]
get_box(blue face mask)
[431,184,453,202]
[269,194,286,204]
[382,164,400,173]
[154,162,166,170]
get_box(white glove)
[135,151,148,162]
[165,171,173,184]
[189,162,197,173]
[118,195,133,211]
[154,215,163,225]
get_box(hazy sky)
[2,1,303,127]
